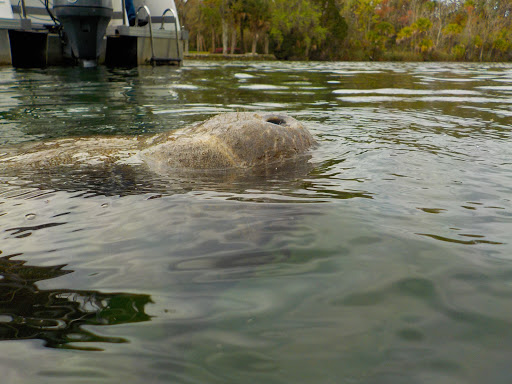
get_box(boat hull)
[0,0,185,67]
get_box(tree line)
[176,0,512,61]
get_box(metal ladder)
[135,5,181,66]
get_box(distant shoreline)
[184,53,277,61]
[184,53,511,63]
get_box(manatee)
[0,112,316,174]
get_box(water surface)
[0,61,511,383]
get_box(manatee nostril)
[266,117,287,126]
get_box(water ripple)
[0,62,511,384]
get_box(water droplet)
[25,213,36,220]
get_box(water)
[0,61,511,384]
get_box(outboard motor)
[53,0,113,67]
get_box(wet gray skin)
[0,112,316,174]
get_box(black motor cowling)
[54,0,113,66]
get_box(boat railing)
[135,5,155,59]
[15,0,64,26]
[160,7,180,60]
[121,0,127,25]
[20,0,28,18]
[159,8,175,30]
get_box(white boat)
[0,0,186,67]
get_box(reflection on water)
[0,252,152,350]
[0,61,511,383]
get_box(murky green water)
[0,61,511,383]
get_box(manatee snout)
[140,112,316,172]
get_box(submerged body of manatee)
[0,61,511,384]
